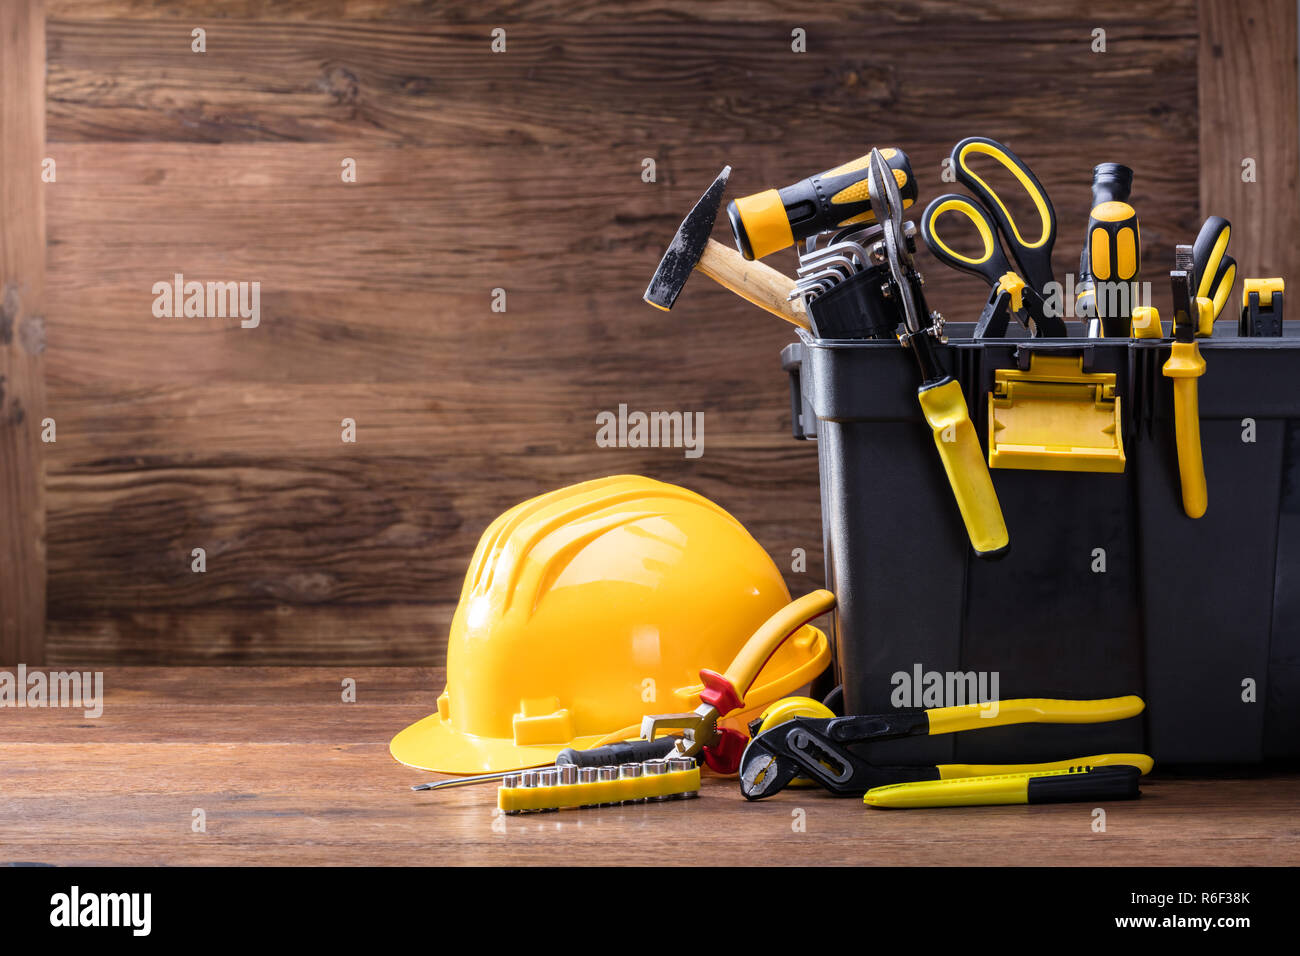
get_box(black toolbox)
[783,321,1300,766]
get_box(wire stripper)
[738,695,1152,806]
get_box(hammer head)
[643,165,731,311]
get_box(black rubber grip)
[1090,163,1133,205]
[1026,765,1141,804]
[554,736,679,767]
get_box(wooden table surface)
[2,667,1296,866]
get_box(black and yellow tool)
[1240,277,1285,336]
[863,763,1143,809]
[644,165,810,329]
[727,149,916,260]
[920,137,1067,338]
[1076,163,1141,337]
[1191,215,1235,330]
[1164,246,1211,519]
[498,757,701,814]
[737,694,1152,807]
[864,148,1010,557]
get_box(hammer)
[643,166,810,331]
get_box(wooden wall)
[0,1,47,665]
[6,0,1290,663]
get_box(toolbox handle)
[781,342,815,441]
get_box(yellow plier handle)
[707,588,837,713]
[925,695,1146,736]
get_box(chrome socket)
[667,756,698,799]
[620,762,644,804]
[537,768,559,811]
[643,759,669,801]
[598,765,619,806]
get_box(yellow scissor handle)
[920,195,1004,278]
[954,137,1054,250]
[952,137,1057,295]
[917,378,1009,557]
[720,589,836,704]
[925,695,1146,736]
[938,752,1155,779]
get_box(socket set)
[498,757,700,814]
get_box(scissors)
[920,136,1067,338]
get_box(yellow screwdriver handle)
[917,379,1009,557]
[925,695,1146,736]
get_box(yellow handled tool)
[918,379,1009,555]
[739,693,1151,800]
[727,148,916,260]
[1164,247,1210,519]
[1077,163,1141,337]
[920,137,1066,338]
[925,694,1145,735]
[864,762,1145,809]
[1192,216,1235,327]
[639,589,836,773]
[863,148,1009,557]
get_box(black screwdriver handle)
[554,736,680,767]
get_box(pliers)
[641,588,835,773]
[738,695,1153,805]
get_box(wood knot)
[317,65,360,104]
[0,283,19,345]
[20,315,45,355]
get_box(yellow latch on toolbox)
[988,354,1126,474]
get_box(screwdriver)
[1076,163,1140,337]
[727,148,917,260]
[411,736,680,791]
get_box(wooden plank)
[0,0,47,664]
[0,668,1295,866]
[45,0,1198,21]
[45,18,1197,148]
[45,607,451,664]
[41,139,1200,362]
[43,444,824,661]
[1199,0,1300,285]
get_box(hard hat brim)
[389,715,610,775]
[390,623,832,776]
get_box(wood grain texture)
[0,667,1296,866]
[44,1,1199,20]
[1199,0,1300,285]
[0,0,48,665]
[39,6,1200,663]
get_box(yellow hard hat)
[390,475,831,774]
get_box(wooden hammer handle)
[697,239,810,331]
